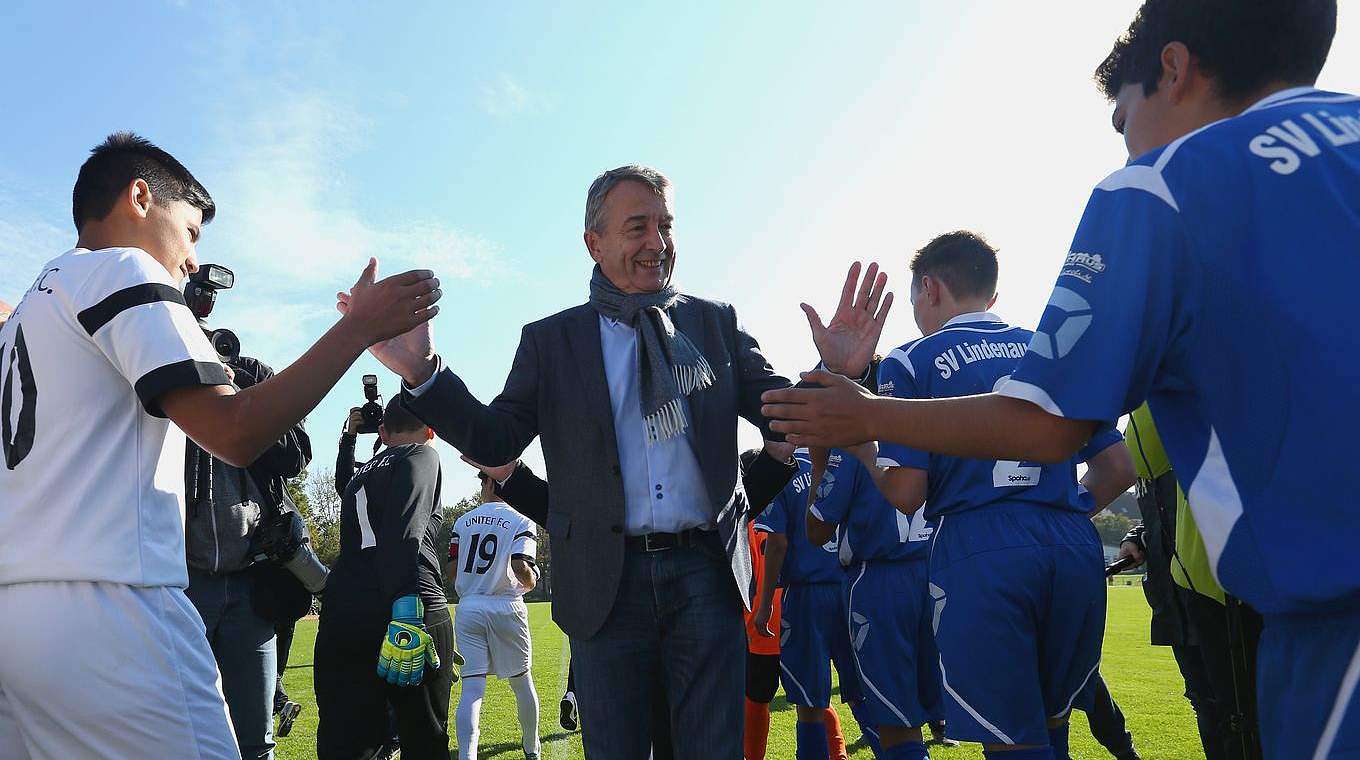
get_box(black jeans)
[315,605,455,760]
[1080,671,1135,757]
[1185,592,1264,760]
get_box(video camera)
[358,374,384,434]
[251,509,329,594]
[183,263,241,364]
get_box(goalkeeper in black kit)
[314,397,461,759]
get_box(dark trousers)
[570,538,746,759]
[1172,642,1225,760]
[273,619,296,711]
[1079,671,1134,758]
[1185,592,1264,760]
[186,571,277,760]
[314,605,455,760]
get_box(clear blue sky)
[3,2,1358,501]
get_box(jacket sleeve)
[743,450,798,519]
[402,324,541,466]
[335,434,357,496]
[240,359,312,479]
[727,304,794,440]
[494,463,549,529]
[376,449,441,605]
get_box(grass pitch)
[275,585,1202,759]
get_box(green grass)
[275,586,1201,759]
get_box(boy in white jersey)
[452,472,542,760]
[0,132,440,758]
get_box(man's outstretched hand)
[802,261,893,378]
[337,258,440,387]
[762,370,878,449]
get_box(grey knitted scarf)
[588,265,714,444]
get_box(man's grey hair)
[584,165,671,233]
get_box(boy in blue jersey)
[841,232,1131,760]
[752,449,859,760]
[806,447,944,760]
[762,3,1356,757]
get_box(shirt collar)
[942,311,1003,328]
[1244,86,1320,113]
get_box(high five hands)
[337,258,441,387]
[802,261,893,378]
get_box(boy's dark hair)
[910,231,998,301]
[1095,0,1336,101]
[382,396,428,436]
[72,132,215,232]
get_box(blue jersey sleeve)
[1077,421,1124,464]
[808,455,855,527]
[1002,170,1195,422]
[875,353,929,470]
[753,490,789,535]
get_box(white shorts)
[454,595,531,679]
[0,581,239,760]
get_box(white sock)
[456,676,487,760]
[508,672,541,755]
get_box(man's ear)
[378,424,389,446]
[126,178,153,220]
[1158,41,1194,104]
[424,427,434,442]
[583,229,603,263]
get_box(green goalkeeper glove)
[377,595,440,686]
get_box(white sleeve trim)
[807,505,826,522]
[883,348,916,379]
[994,378,1066,417]
[1095,164,1179,212]
[875,456,900,468]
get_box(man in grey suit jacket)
[346,166,890,758]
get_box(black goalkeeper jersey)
[327,443,446,614]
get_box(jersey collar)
[942,311,1003,328]
[1244,86,1320,113]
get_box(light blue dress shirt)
[598,315,711,535]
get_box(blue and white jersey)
[878,313,1123,521]
[753,450,843,586]
[810,450,932,565]
[999,87,1360,615]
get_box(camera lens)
[211,329,241,363]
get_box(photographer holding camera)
[183,351,314,760]
[336,374,386,495]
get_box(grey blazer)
[402,295,791,639]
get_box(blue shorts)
[845,559,942,728]
[929,504,1105,746]
[778,581,859,708]
[1257,606,1360,759]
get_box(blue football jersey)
[878,313,1124,521]
[809,450,933,565]
[752,450,843,585]
[999,87,1360,615]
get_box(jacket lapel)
[564,304,617,437]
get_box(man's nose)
[186,253,200,274]
[647,226,667,254]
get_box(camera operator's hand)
[461,455,518,485]
[1118,540,1146,568]
[335,258,441,355]
[378,595,440,687]
[344,407,363,436]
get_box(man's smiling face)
[585,179,674,294]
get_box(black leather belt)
[624,528,711,552]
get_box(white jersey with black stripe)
[0,247,228,587]
[452,502,537,599]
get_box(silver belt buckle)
[643,533,670,552]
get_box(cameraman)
[184,355,312,760]
[315,397,457,759]
[336,406,368,495]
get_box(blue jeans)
[570,537,745,759]
[186,571,277,760]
